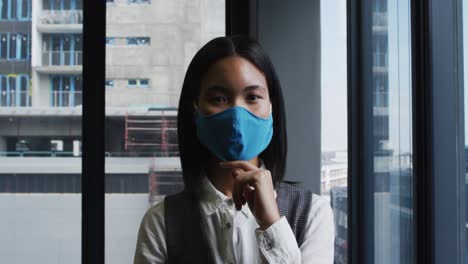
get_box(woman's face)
[197,56,271,118]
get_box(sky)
[320,0,348,151]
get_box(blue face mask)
[195,106,273,161]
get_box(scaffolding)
[124,111,179,157]
[124,109,183,204]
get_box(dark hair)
[177,35,288,195]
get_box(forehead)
[200,56,268,92]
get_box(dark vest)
[164,181,312,264]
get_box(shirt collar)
[198,159,275,218]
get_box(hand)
[219,160,281,230]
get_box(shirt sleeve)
[255,216,302,263]
[254,194,335,264]
[133,201,167,264]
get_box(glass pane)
[372,0,413,263]
[63,35,71,65]
[10,0,16,19]
[62,76,70,106]
[320,0,348,263]
[1,34,7,59]
[22,0,29,18]
[20,34,27,59]
[463,0,468,260]
[0,0,82,262]
[0,76,6,105]
[9,34,16,60]
[1,0,7,19]
[76,0,82,9]
[105,1,225,263]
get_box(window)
[9,34,16,60]
[0,0,31,20]
[105,79,114,88]
[0,76,6,106]
[0,34,6,59]
[104,0,224,262]
[106,37,114,46]
[19,34,28,59]
[139,79,149,87]
[126,37,151,46]
[127,79,137,87]
[127,79,149,88]
[0,33,30,61]
[463,0,468,259]
[372,2,413,263]
[50,75,83,107]
[0,74,30,107]
[43,0,82,10]
[128,0,150,4]
[19,0,30,19]
[320,0,348,262]
[0,1,7,19]
[43,34,82,65]
[107,37,151,46]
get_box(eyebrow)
[206,85,267,93]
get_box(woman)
[134,35,335,264]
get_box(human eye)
[211,95,228,104]
[246,94,262,102]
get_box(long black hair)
[177,35,288,195]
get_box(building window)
[0,0,31,20]
[106,37,114,46]
[0,74,30,107]
[50,75,82,107]
[127,79,137,87]
[107,37,151,46]
[127,79,149,88]
[43,0,83,10]
[105,79,114,88]
[19,0,31,19]
[0,35,6,60]
[8,34,16,60]
[1,1,7,19]
[126,37,150,46]
[20,34,28,59]
[128,0,150,4]
[43,34,82,65]
[0,33,31,61]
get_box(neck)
[205,156,260,198]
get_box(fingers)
[231,169,279,229]
[219,160,258,171]
[243,185,255,211]
[232,170,263,210]
[232,168,244,177]
[233,177,245,210]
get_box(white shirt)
[134,163,335,264]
